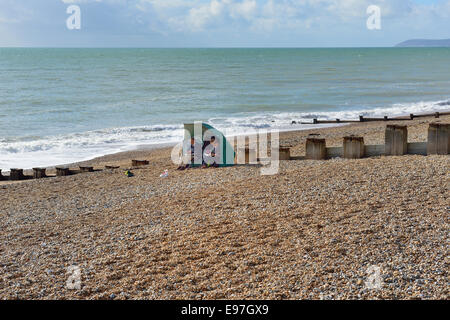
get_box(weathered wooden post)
[79,166,94,173]
[33,168,47,179]
[105,165,120,170]
[427,123,449,155]
[131,160,149,166]
[236,147,257,164]
[306,138,326,160]
[56,167,70,176]
[385,125,408,156]
[10,168,25,180]
[343,136,365,159]
[279,147,291,160]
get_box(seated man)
[202,136,220,168]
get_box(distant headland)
[395,39,450,47]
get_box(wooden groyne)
[33,168,47,179]
[105,165,120,170]
[10,168,25,181]
[343,136,365,159]
[427,123,450,155]
[305,138,326,160]
[315,123,448,159]
[301,111,450,125]
[250,122,448,162]
[0,159,154,182]
[56,167,71,177]
[131,160,149,167]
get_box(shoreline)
[1,113,448,183]
[1,106,449,172]
[0,123,347,173]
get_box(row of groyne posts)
[0,166,96,182]
[240,122,449,163]
[299,111,450,125]
[0,160,150,182]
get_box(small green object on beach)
[124,170,134,177]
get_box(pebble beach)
[0,116,448,300]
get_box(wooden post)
[427,123,449,155]
[236,147,257,164]
[385,125,408,156]
[79,166,94,173]
[105,165,120,170]
[56,167,70,176]
[131,160,149,166]
[279,147,291,160]
[33,168,47,179]
[10,168,24,180]
[306,138,326,160]
[343,136,365,159]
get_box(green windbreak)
[184,122,235,167]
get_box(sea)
[1,48,449,170]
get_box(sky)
[0,0,449,47]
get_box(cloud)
[0,0,449,47]
[130,0,446,33]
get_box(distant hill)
[396,39,450,47]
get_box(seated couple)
[177,136,220,170]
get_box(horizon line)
[0,46,404,49]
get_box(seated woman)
[202,136,220,168]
